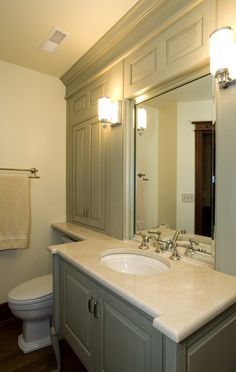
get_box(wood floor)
[0,317,88,372]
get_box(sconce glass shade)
[98,97,121,127]
[229,43,236,79]
[98,97,111,127]
[209,26,234,76]
[110,101,121,126]
[137,108,147,135]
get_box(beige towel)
[136,177,144,230]
[0,175,31,250]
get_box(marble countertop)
[49,222,236,343]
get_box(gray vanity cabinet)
[56,256,236,372]
[59,259,162,372]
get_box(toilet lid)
[8,274,52,301]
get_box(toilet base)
[18,333,51,353]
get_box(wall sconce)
[137,107,147,135]
[98,97,121,128]
[209,26,236,89]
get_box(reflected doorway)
[194,121,214,237]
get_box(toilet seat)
[8,293,53,311]
[8,274,52,302]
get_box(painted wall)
[215,0,236,276]
[136,105,158,230]
[0,60,66,303]
[158,102,177,229]
[215,86,236,275]
[176,100,213,232]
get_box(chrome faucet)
[148,230,170,252]
[138,232,161,252]
[184,238,199,257]
[169,228,186,260]
[138,233,149,250]
[146,234,161,253]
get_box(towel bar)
[0,167,40,178]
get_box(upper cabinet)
[67,76,107,231]
[124,0,216,97]
[71,118,106,230]
[69,77,106,125]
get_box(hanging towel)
[0,175,31,250]
[136,177,144,230]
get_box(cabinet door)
[68,77,105,125]
[60,261,102,372]
[101,296,162,372]
[72,118,106,230]
[187,313,236,372]
[72,122,90,225]
[124,0,215,98]
[88,118,106,230]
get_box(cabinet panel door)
[72,122,89,225]
[71,118,106,230]
[124,0,215,98]
[187,313,236,372]
[88,118,106,230]
[69,90,89,125]
[102,302,159,372]
[61,261,101,371]
[69,77,105,124]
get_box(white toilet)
[8,274,53,353]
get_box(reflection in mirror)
[135,75,214,240]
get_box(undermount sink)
[99,249,170,276]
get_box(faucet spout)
[169,228,186,260]
[172,228,186,244]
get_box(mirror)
[135,75,214,240]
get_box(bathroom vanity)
[50,223,236,372]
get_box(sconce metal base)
[137,128,145,136]
[101,120,108,128]
[216,68,236,89]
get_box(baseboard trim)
[0,302,14,322]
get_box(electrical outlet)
[182,193,194,202]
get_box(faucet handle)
[137,233,149,250]
[147,230,161,239]
[189,238,199,247]
[184,238,199,257]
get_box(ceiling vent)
[40,27,68,53]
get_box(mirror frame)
[124,66,215,243]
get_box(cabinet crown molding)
[61,0,206,94]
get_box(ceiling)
[0,0,139,78]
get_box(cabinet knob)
[83,208,89,217]
[88,296,94,313]
[94,300,100,319]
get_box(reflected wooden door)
[193,121,213,237]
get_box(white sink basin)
[99,249,170,276]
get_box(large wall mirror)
[135,75,215,241]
